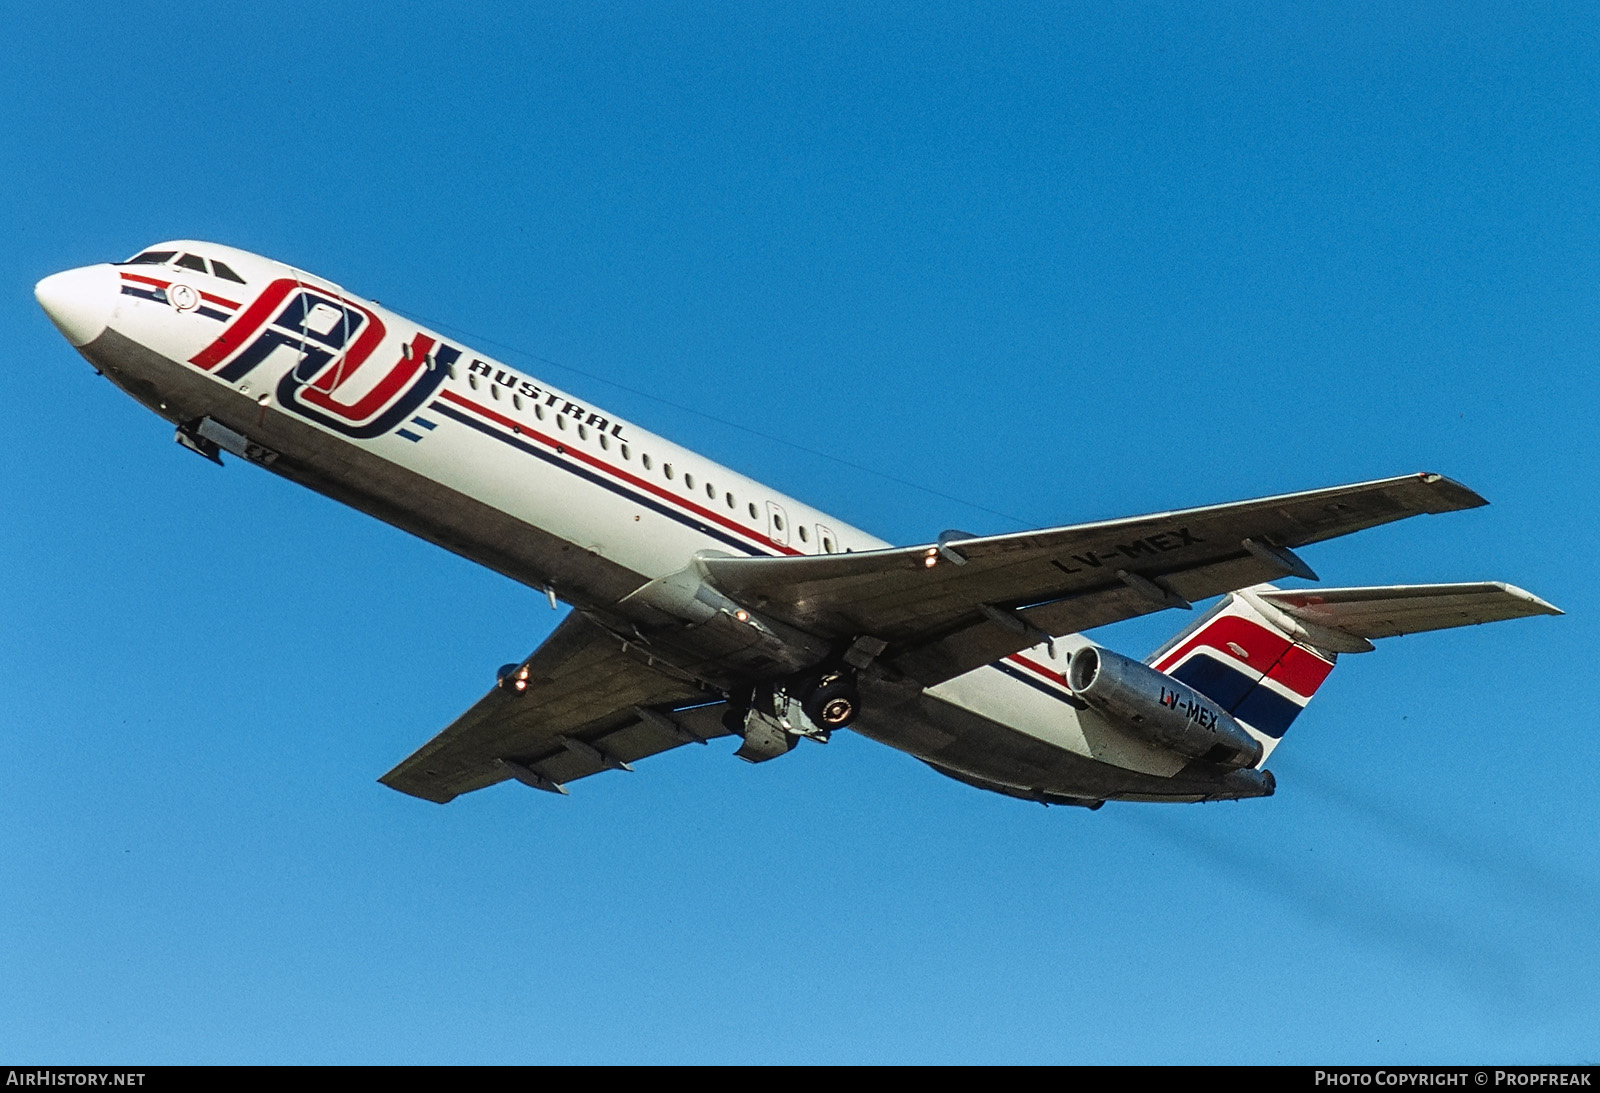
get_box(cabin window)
[684,473,695,490]
[512,393,523,410]
[773,513,785,531]
[822,536,835,553]
[748,502,759,519]
[468,373,480,390]
[706,482,717,499]
[490,384,501,400]
[798,526,809,543]
[448,363,458,379]
[600,434,610,451]
[664,463,674,480]
[556,414,566,430]
[175,253,208,274]
[726,492,736,509]
[212,260,246,284]
[642,453,652,469]
[578,424,589,440]
[621,444,631,460]
[534,403,545,420]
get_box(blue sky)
[3,2,1597,1063]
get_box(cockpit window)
[175,253,209,274]
[125,251,177,265]
[211,260,246,284]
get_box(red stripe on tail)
[1266,646,1335,699]
[1152,614,1289,673]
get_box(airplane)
[34,241,1561,809]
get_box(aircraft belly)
[849,654,1266,802]
[850,688,1226,801]
[928,664,1189,778]
[79,328,651,609]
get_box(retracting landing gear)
[801,670,858,730]
[726,670,861,763]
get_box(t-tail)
[1146,581,1562,763]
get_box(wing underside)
[380,611,730,802]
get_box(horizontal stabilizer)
[1253,582,1561,642]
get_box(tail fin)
[1147,581,1560,763]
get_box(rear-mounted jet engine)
[1066,645,1263,769]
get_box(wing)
[1255,582,1562,640]
[702,472,1487,685]
[380,611,730,803]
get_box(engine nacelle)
[1066,645,1264,769]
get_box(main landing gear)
[801,671,859,731]
[725,670,861,763]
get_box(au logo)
[189,278,458,439]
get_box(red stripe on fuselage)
[1007,652,1067,688]
[119,273,237,310]
[436,388,800,557]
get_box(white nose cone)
[35,264,117,347]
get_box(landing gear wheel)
[802,672,859,729]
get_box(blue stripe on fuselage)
[428,399,765,558]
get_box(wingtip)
[377,771,458,804]
[1488,581,1564,617]
[1526,593,1565,617]
[1417,472,1489,512]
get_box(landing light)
[735,609,750,622]
[497,663,533,693]
[923,548,939,568]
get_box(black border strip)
[991,661,1087,709]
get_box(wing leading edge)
[699,472,1487,685]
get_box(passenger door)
[766,501,790,548]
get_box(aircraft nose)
[35,264,117,347]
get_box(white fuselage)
[38,240,1240,804]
